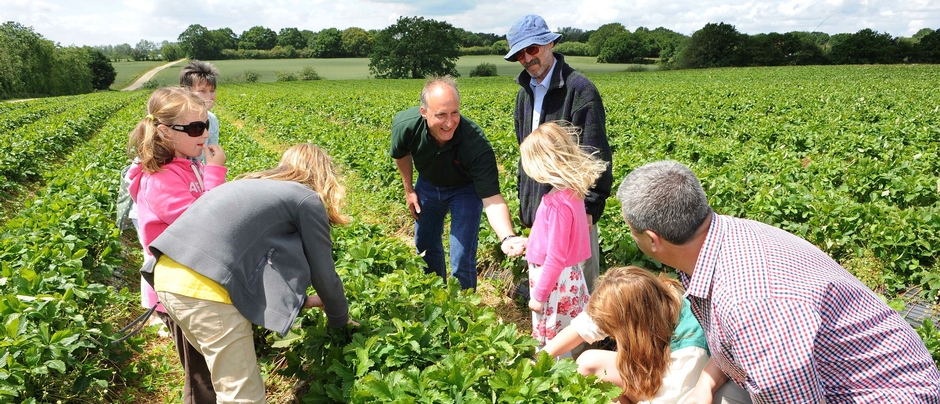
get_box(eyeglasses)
[513,44,541,61]
[165,120,210,137]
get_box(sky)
[2,0,938,47]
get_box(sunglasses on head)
[513,44,541,61]
[166,120,210,137]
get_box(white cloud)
[0,0,936,47]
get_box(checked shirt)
[679,214,940,403]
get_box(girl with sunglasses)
[126,86,227,403]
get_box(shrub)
[459,46,498,56]
[141,79,160,89]
[243,70,261,83]
[275,71,297,81]
[554,41,594,56]
[299,66,322,81]
[469,63,498,77]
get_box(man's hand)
[405,189,421,220]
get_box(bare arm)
[682,358,728,404]
[394,155,420,219]
[541,325,585,357]
[482,194,524,256]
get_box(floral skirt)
[529,262,590,347]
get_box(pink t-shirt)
[524,188,592,302]
[128,158,227,311]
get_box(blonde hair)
[237,143,350,226]
[128,87,207,173]
[587,266,684,401]
[520,121,608,198]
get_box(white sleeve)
[641,346,710,404]
[570,311,608,344]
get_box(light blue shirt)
[197,110,220,165]
[529,58,558,131]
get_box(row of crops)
[1,64,938,402]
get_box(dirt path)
[122,59,187,91]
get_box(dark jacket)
[513,52,613,227]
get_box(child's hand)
[502,236,527,256]
[528,298,544,314]
[303,294,324,309]
[205,144,226,166]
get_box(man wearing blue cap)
[505,14,613,293]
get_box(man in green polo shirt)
[391,76,523,290]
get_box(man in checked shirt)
[617,160,940,403]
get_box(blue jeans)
[414,177,482,290]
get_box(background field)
[1,65,939,402]
[110,60,172,89]
[140,55,649,84]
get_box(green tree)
[492,39,509,55]
[913,28,935,42]
[85,47,115,90]
[50,46,92,95]
[241,26,277,50]
[916,29,940,63]
[161,42,184,61]
[829,28,899,64]
[133,39,156,61]
[557,26,588,43]
[597,31,649,63]
[214,28,238,51]
[178,24,226,60]
[113,43,133,61]
[369,16,460,79]
[587,23,626,55]
[454,27,484,47]
[676,22,746,68]
[312,28,342,58]
[0,21,56,97]
[278,27,307,49]
[341,27,373,57]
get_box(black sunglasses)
[513,44,541,61]
[165,120,210,137]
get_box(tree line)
[109,18,938,76]
[0,22,116,99]
[3,17,938,97]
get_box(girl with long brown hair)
[542,266,746,403]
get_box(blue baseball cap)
[504,14,562,61]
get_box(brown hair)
[179,60,220,89]
[127,87,207,173]
[237,143,350,226]
[587,266,683,400]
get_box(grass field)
[110,60,170,90]
[140,55,650,85]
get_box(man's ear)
[419,106,427,119]
[645,230,663,253]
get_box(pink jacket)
[128,158,227,311]
[524,189,592,302]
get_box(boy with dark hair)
[179,60,221,164]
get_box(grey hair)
[420,75,459,108]
[617,161,712,245]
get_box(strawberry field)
[1,64,939,402]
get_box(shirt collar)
[685,213,723,299]
[529,57,558,90]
